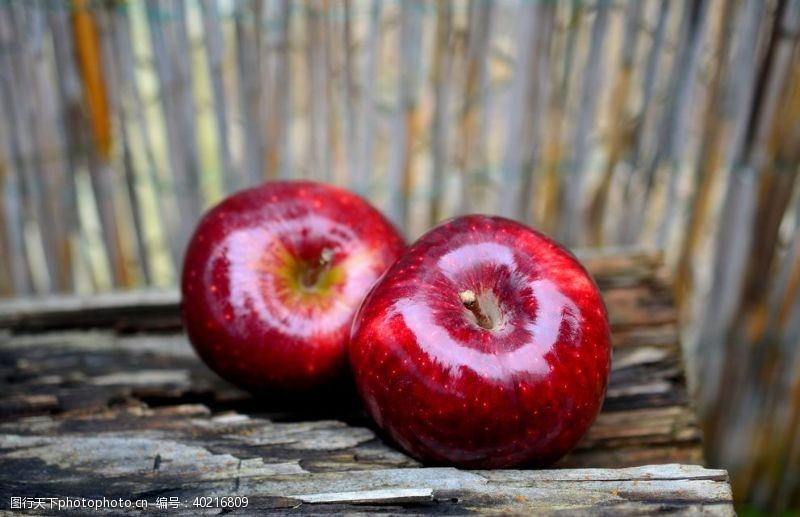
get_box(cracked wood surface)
[0,250,733,514]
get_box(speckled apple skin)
[181,181,405,393]
[349,215,611,468]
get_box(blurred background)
[0,0,798,512]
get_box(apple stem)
[459,290,494,330]
[303,248,334,287]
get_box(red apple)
[349,215,611,468]
[182,181,405,393]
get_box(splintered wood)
[0,250,733,515]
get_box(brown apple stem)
[459,290,493,330]
[303,248,334,287]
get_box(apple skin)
[181,181,405,394]
[349,215,611,468]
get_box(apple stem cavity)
[302,247,334,288]
[459,289,494,330]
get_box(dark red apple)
[349,215,611,468]
[182,181,405,393]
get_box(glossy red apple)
[182,181,405,393]
[349,215,611,468]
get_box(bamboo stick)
[626,0,704,247]
[522,2,555,227]
[234,0,263,185]
[732,182,800,510]
[48,2,97,292]
[429,2,453,225]
[145,2,199,258]
[272,0,293,180]
[69,0,127,291]
[73,0,113,162]
[586,0,642,246]
[110,2,178,270]
[703,9,800,498]
[353,0,381,197]
[0,105,11,295]
[305,0,331,182]
[0,21,31,295]
[539,1,583,235]
[200,0,236,193]
[387,0,423,231]
[769,196,800,510]
[48,4,90,291]
[7,4,62,292]
[1,5,56,292]
[258,0,276,183]
[740,62,800,337]
[772,198,800,331]
[0,200,9,294]
[559,0,584,96]
[324,0,343,187]
[692,0,766,412]
[744,0,800,174]
[457,0,493,215]
[170,0,204,211]
[104,4,152,285]
[350,0,379,195]
[30,4,73,290]
[655,0,712,251]
[719,0,767,170]
[498,1,539,220]
[619,0,670,244]
[341,0,357,190]
[560,0,611,246]
[82,158,131,288]
[105,6,144,283]
[22,2,76,291]
[673,0,737,307]
[773,349,800,510]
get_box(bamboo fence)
[0,0,798,511]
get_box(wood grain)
[0,250,729,514]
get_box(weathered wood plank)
[0,401,729,514]
[0,251,701,470]
[0,327,696,460]
[0,290,181,332]
[0,248,668,330]
[0,250,724,514]
[0,434,730,513]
